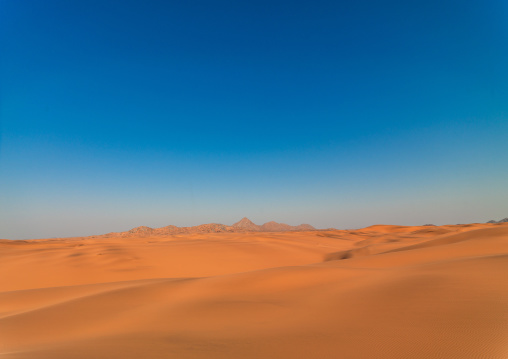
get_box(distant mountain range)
[113,218,316,236]
[232,217,316,232]
[486,217,508,224]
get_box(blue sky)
[1,0,508,239]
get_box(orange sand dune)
[1,222,507,358]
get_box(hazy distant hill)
[486,217,508,224]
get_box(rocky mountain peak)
[232,217,261,230]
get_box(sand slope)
[1,223,507,358]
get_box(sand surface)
[1,223,508,358]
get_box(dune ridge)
[1,221,507,358]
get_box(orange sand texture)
[1,221,508,358]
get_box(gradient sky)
[1,0,508,239]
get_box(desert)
[3,1,507,358]
[1,219,508,358]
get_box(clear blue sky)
[1,0,508,239]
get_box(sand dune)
[1,222,507,358]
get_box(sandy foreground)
[1,223,508,358]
